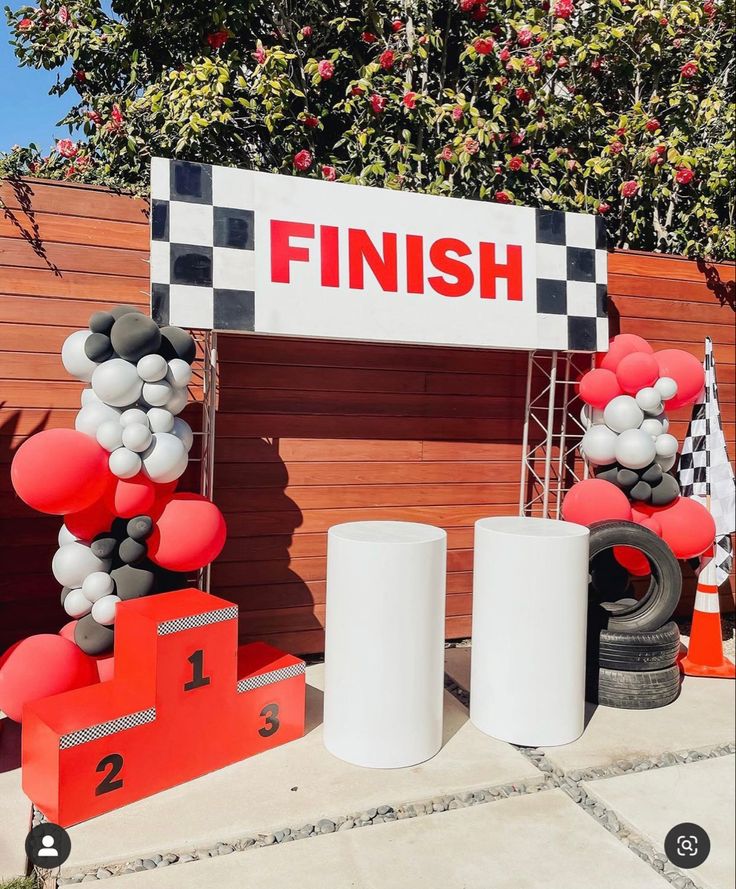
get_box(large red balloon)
[654,349,705,411]
[616,352,659,395]
[634,497,715,559]
[105,473,157,518]
[562,479,633,526]
[599,334,654,373]
[11,429,110,515]
[613,546,650,576]
[147,493,227,572]
[0,634,99,722]
[578,368,623,409]
[65,497,114,540]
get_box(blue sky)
[0,15,75,152]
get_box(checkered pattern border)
[237,662,305,694]
[59,708,156,750]
[679,337,735,585]
[157,606,238,636]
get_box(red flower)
[253,46,267,65]
[522,55,541,74]
[58,6,69,24]
[645,118,661,133]
[391,19,403,31]
[590,57,603,72]
[609,140,624,155]
[473,37,494,55]
[659,16,668,25]
[675,166,694,185]
[350,85,365,96]
[509,130,526,146]
[441,146,454,161]
[402,92,418,109]
[303,114,319,128]
[495,190,512,204]
[621,180,639,198]
[459,0,477,10]
[370,94,387,114]
[74,69,86,83]
[465,137,480,155]
[379,50,395,70]
[418,34,429,45]
[703,0,716,16]
[648,151,664,166]
[515,87,532,103]
[471,3,489,21]
[300,25,313,38]
[615,126,627,137]
[361,32,377,44]
[18,16,32,30]
[321,165,337,181]
[597,201,611,214]
[293,150,313,171]
[499,47,511,62]
[508,156,524,171]
[56,139,78,159]
[680,60,698,78]
[206,30,229,51]
[451,105,464,121]
[654,143,667,155]
[318,59,335,80]
[111,104,124,125]
[86,110,102,125]
[557,56,569,68]
[554,0,574,18]
[494,76,508,92]
[517,27,533,47]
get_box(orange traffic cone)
[680,557,735,679]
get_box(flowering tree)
[2,0,734,258]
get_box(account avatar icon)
[25,823,72,868]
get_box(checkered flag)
[678,337,735,586]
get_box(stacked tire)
[586,521,683,710]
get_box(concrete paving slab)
[0,717,30,881]
[62,664,538,874]
[583,756,736,889]
[444,647,735,771]
[99,789,669,889]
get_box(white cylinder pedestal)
[470,517,589,747]
[323,521,447,768]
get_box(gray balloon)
[616,469,639,489]
[89,311,116,335]
[159,326,196,364]
[595,464,620,485]
[74,614,114,655]
[84,332,114,363]
[111,314,162,363]
[650,473,680,506]
[110,305,143,320]
[641,463,663,486]
[119,537,147,565]
[630,481,652,502]
[110,564,156,600]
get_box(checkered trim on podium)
[534,208,609,352]
[59,708,157,750]
[237,662,305,694]
[157,605,238,636]
[151,160,255,331]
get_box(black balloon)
[158,325,196,364]
[75,614,114,655]
[151,564,190,593]
[111,313,162,363]
[110,304,143,320]
[111,517,129,539]
[84,332,115,362]
[595,464,620,485]
[630,481,652,502]
[127,515,153,541]
[89,311,115,335]
[111,564,156,600]
[641,463,663,486]
[616,469,639,489]
[91,534,118,560]
[650,473,680,507]
[119,537,147,565]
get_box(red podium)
[22,589,305,827]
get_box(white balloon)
[655,433,678,458]
[121,408,149,427]
[580,404,605,428]
[166,387,189,415]
[142,380,173,407]
[654,377,678,401]
[604,395,644,434]
[635,387,663,415]
[53,542,111,588]
[147,407,174,433]
[81,571,114,603]
[58,524,79,547]
[614,428,657,470]
[640,418,664,438]
[96,419,124,452]
[141,433,188,483]
[64,588,93,619]
[171,417,194,452]
[122,422,153,453]
[166,358,193,389]
[656,453,677,472]
[61,330,98,382]
[91,358,143,407]
[581,425,618,466]
[75,402,121,437]
[109,447,142,479]
[137,353,168,382]
[92,594,121,626]
[80,387,101,407]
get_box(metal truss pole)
[196,331,218,593]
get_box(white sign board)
[150,158,608,352]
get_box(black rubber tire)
[588,664,681,709]
[589,621,680,672]
[588,521,682,633]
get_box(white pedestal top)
[329,521,447,545]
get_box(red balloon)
[613,546,650,576]
[616,352,659,395]
[150,479,179,520]
[11,429,110,515]
[148,493,227,572]
[0,634,99,722]
[654,349,705,411]
[65,497,114,540]
[578,368,623,409]
[96,655,115,683]
[105,473,157,518]
[599,334,654,373]
[59,621,77,643]
[562,479,633,526]
[634,497,715,559]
